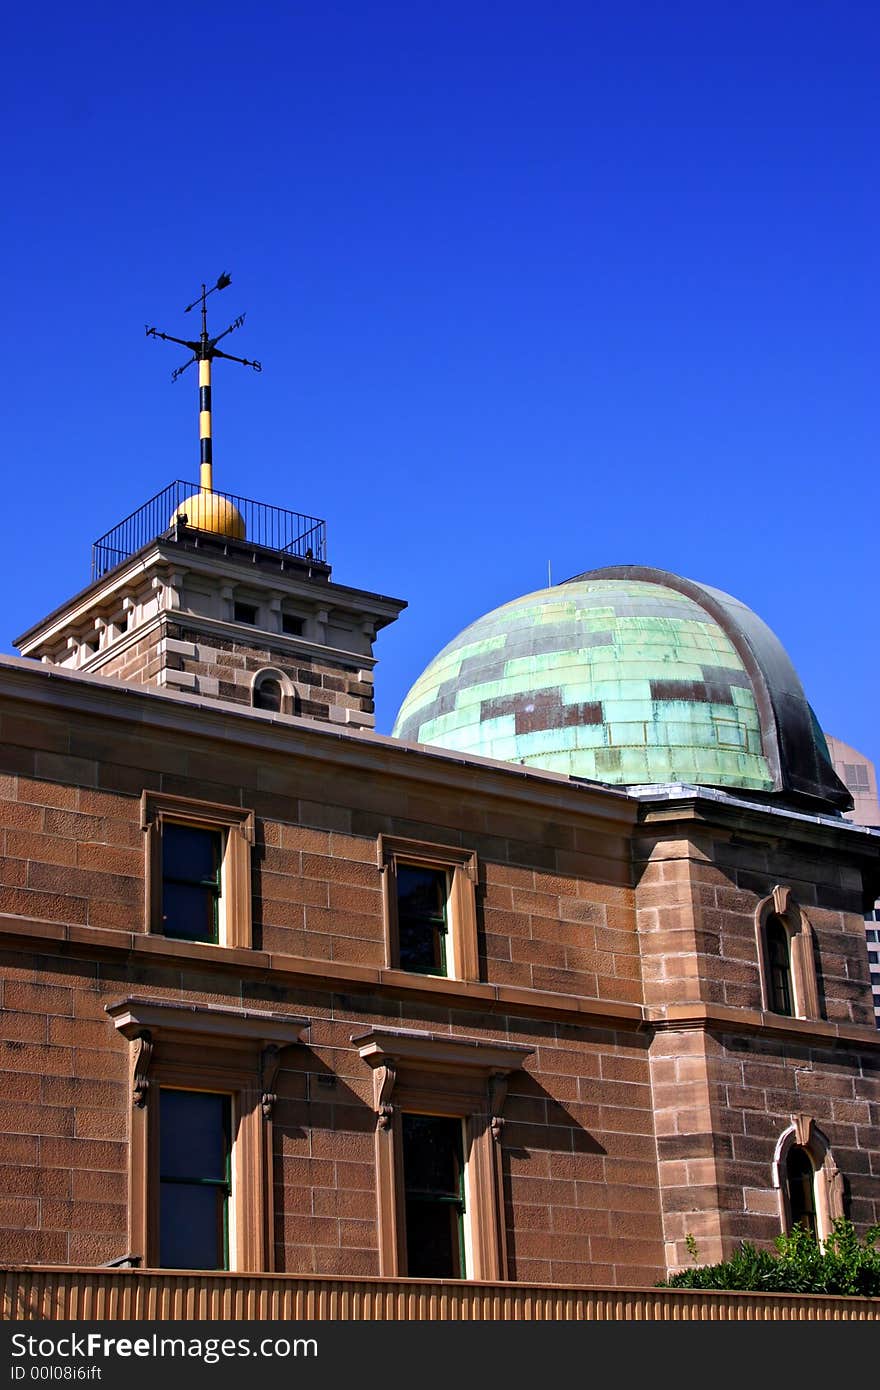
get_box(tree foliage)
[660,1220,880,1296]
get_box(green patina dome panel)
[392,579,774,789]
[391,567,851,811]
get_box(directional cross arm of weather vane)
[145,325,200,353]
[212,346,262,372]
[210,313,247,348]
[170,356,198,382]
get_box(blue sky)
[3,2,878,771]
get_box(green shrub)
[659,1219,880,1296]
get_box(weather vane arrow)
[145,272,262,493]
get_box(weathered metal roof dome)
[391,565,851,812]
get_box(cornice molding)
[635,789,880,856]
[16,541,405,652]
[105,996,309,1046]
[646,1001,880,1049]
[0,655,640,832]
[352,1026,533,1077]
[81,611,379,675]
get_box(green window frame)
[158,1089,232,1270]
[161,821,223,943]
[396,864,450,976]
[401,1113,467,1278]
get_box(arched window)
[250,668,295,715]
[785,1146,817,1236]
[772,1115,844,1244]
[766,915,793,1016]
[756,886,821,1020]
[253,676,282,712]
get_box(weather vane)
[145,273,262,493]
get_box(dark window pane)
[405,1198,463,1279]
[161,824,221,943]
[161,882,217,941]
[254,678,282,712]
[160,1090,230,1180]
[159,1090,231,1270]
[234,602,258,625]
[159,1182,227,1269]
[282,614,304,635]
[398,865,447,921]
[402,1114,463,1198]
[402,1114,465,1278]
[766,917,793,1015]
[163,824,220,883]
[399,918,443,974]
[786,1146,817,1237]
[397,865,448,976]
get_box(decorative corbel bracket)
[488,1073,509,1142]
[132,1030,154,1109]
[374,1062,397,1131]
[260,1043,283,1120]
[772,884,793,917]
[353,1027,532,1137]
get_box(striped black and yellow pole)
[198,354,213,492]
[189,341,245,536]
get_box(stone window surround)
[756,884,821,1021]
[353,1025,532,1281]
[250,665,297,715]
[141,791,255,949]
[378,835,480,982]
[106,997,308,1273]
[771,1113,845,1245]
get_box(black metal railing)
[91,481,327,581]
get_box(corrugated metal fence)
[3,1267,878,1321]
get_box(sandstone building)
[824,733,880,1030]
[1,472,879,1295]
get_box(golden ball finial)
[170,490,246,541]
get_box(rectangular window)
[159,1089,231,1270]
[379,836,480,982]
[142,792,255,949]
[354,1025,532,1282]
[234,601,259,625]
[397,864,450,975]
[281,613,304,636]
[161,823,223,943]
[402,1113,467,1278]
[110,998,307,1272]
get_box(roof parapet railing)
[91,481,327,581]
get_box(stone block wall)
[635,812,880,1269]
[0,674,664,1283]
[93,620,376,728]
[0,665,878,1285]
